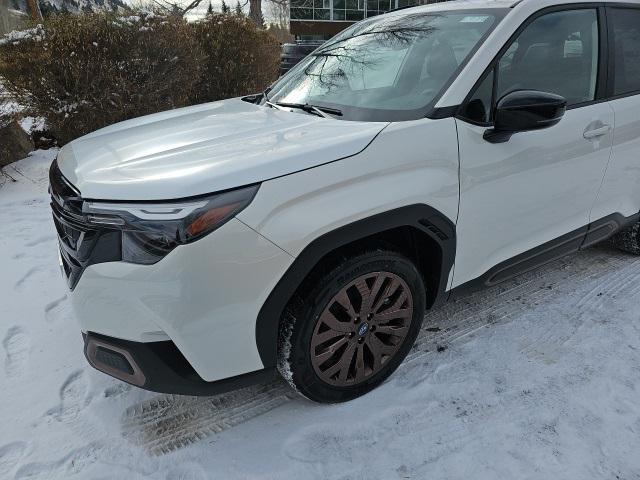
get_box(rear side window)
[610,8,640,96]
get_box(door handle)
[583,124,611,139]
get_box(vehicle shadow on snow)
[120,244,633,456]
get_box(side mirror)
[484,90,567,144]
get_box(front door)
[452,6,614,287]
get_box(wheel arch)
[255,204,456,368]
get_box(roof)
[395,0,519,13]
[390,0,640,17]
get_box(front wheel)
[277,250,426,403]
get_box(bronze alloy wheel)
[310,271,414,386]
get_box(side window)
[610,8,640,96]
[496,9,599,106]
[459,69,494,124]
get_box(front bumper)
[83,332,277,395]
[69,217,294,383]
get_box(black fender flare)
[255,204,457,368]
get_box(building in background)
[289,0,449,39]
[0,0,27,35]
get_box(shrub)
[1,79,21,128]
[191,14,280,104]
[0,12,280,144]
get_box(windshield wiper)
[266,101,342,119]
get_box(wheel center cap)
[357,322,369,337]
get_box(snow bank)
[19,116,46,133]
[0,24,44,46]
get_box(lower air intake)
[85,336,146,386]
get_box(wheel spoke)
[374,325,409,337]
[366,337,382,371]
[313,338,349,365]
[355,344,366,382]
[311,329,345,349]
[371,277,400,313]
[335,290,358,319]
[368,333,396,357]
[310,271,414,387]
[318,310,352,333]
[359,274,385,314]
[321,358,344,378]
[354,278,372,305]
[337,343,357,382]
[388,290,409,312]
[373,307,412,323]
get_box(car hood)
[57,98,388,201]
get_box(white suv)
[51,0,640,402]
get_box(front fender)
[238,117,460,367]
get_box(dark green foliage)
[0,11,280,144]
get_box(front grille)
[49,161,121,289]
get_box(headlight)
[83,184,259,265]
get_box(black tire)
[277,250,426,403]
[611,222,640,255]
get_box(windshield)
[267,10,503,121]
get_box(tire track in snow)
[514,255,640,362]
[407,246,633,365]
[281,398,503,475]
[281,251,640,478]
[120,245,638,455]
[121,378,295,456]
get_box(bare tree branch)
[297,16,439,91]
[151,0,206,17]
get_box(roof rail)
[385,4,418,14]
[386,0,524,15]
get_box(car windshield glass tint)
[268,11,499,121]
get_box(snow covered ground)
[2,149,640,480]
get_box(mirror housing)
[484,90,567,144]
